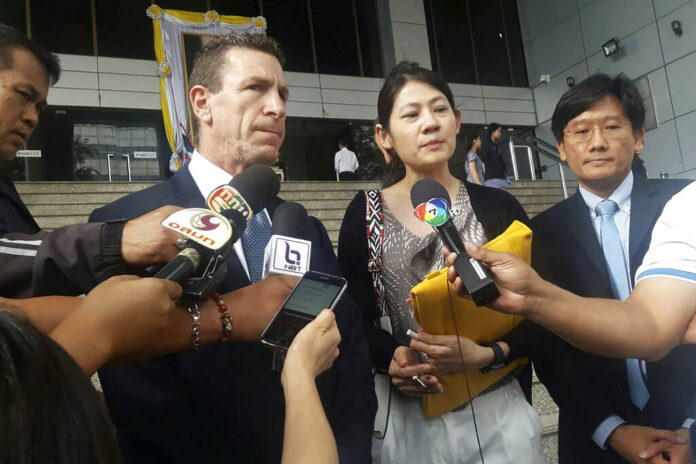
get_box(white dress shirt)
[334,147,359,174]
[188,149,272,279]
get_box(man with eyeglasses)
[500,73,693,463]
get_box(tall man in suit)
[528,74,693,463]
[89,33,375,463]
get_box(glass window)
[311,0,360,76]
[501,0,528,87]
[210,0,260,17]
[424,0,527,87]
[425,0,476,84]
[31,0,94,55]
[0,0,27,34]
[264,0,315,73]
[355,0,382,77]
[468,0,511,86]
[95,0,155,60]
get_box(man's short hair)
[338,137,349,147]
[0,23,60,85]
[551,73,645,142]
[189,33,285,94]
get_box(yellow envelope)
[410,220,531,418]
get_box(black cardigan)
[337,181,530,372]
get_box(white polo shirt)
[635,181,696,284]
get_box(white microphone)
[262,202,312,279]
[156,208,241,282]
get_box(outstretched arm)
[446,245,696,361]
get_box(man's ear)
[375,124,393,164]
[633,128,646,154]
[557,140,568,163]
[190,85,213,126]
[454,108,462,133]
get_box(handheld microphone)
[262,202,312,279]
[206,164,281,221]
[156,208,247,301]
[410,178,499,306]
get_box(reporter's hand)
[609,424,686,464]
[388,346,441,396]
[409,331,501,372]
[222,274,298,342]
[80,275,182,358]
[444,244,541,315]
[121,205,182,267]
[282,309,341,386]
[51,275,182,374]
[639,428,691,463]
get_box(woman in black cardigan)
[337,61,545,464]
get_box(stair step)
[15,181,155,194]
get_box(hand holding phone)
[261,271,347,352]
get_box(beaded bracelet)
[186,302,201,350]
[212,292,233,342]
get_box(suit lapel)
[561,191,612,285]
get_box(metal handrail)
[525,135,561,160]
[507,135,569,199]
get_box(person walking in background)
[334,137,359,180]
[465,131,485,185]
[480,123,511,188]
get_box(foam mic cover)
[263,202,312,278]
[206,164,280,220]
[410,178,499,307]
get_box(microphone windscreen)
[410,178,451,208]
[230,164,280,213]
[218,208,248,243]
[271,202,310,238]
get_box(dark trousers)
[338,171,357,181]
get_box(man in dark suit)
[89,33,375,463]
[0,24,179,298]
[530,74,693,463]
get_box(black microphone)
[410,178,499,306]
[206,164,281,221]
[155,247,201,281]
[262,202,313,279]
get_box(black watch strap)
[479,342,506,374]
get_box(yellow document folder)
[410,220,531,418]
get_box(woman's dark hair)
[377,61,456,187]
[485,123,501,140]
[0,311,121,464]
[462,130,481,153]
[551,73,645,142]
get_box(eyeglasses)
[563,123,631,143]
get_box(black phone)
[261,270,347,352]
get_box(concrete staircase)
[16,179,571,462]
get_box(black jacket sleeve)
[338,192,400,372]
[0,221,127,298]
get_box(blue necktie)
[596,200,650,410]
[241,211,272,282]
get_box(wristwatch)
[479,342,506,374]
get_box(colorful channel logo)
[190,213,221,231]
[413,198,450,227]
